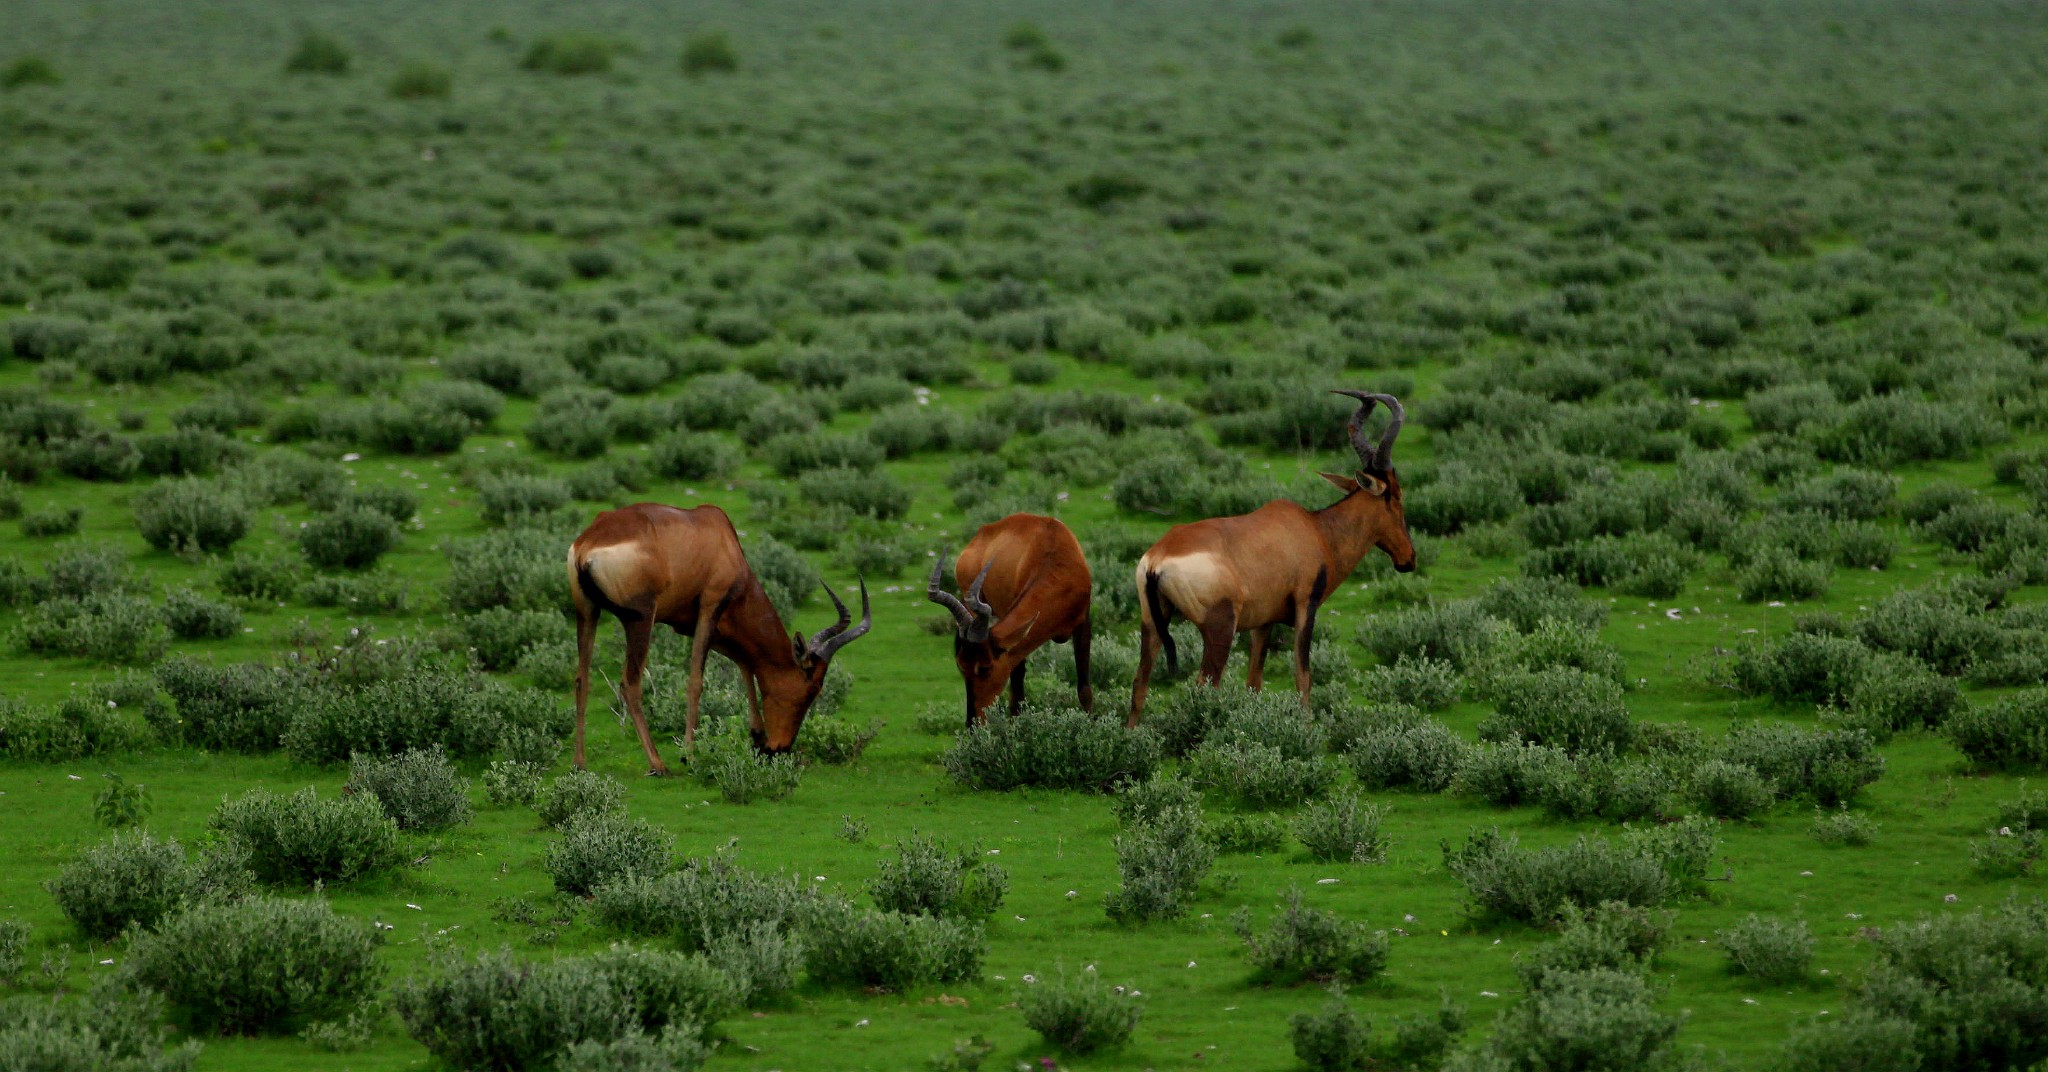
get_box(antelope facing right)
[1128,390,1415,725]
[568,502,871,773]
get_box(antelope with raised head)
[928,513,1094,726]
[568,502,871,773]
[1127,390,1414,725]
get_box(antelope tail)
[1143,568,1177,676]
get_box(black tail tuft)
[575,560,611,613]
[1143,569,1177,676]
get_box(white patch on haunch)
[1150,551,1229,619]
[580,545,642,604]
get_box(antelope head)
[927,559,1020,724]
[756,578,872,754]
[1321,389,1417,573]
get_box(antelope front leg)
[742,667,763,736]
[1293,597,1320,710]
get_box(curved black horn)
[926,560,976,634]
[1332,389,1379,471]
[963,560,995,621]
[1366,392,1404,469]
[809,578,872,661]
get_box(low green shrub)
[1234,888,1389,985]
[1514,901,1674,987]
[0,981,200,1071]
[209,787,401,886]
[685,732,805,803]
[1363,655,1463,711]
[1737,548,1832,602]
[1719,722,1885,805]
[1441,827,1698,924]
[1452,738,1571,808]
[46,832,251,941]
[1477,576,1609,633]
[547,813,675,896]
[1687,759,1776,820]
[943,703,1160,792]
[1290,988,1465,1072]
[345,749,472,831]
[1204,813,1288,855]
[1104,802,1213,924]
[1347,714,1470,792]
[134,477,251,554]
[214,550,302,604]
[1841,899,2048,1072]
[536,768,627,828]
[1946,690,2048,771]
[453,607,563,672]
[18,504,82,537]
[395,947,734,1072]
[797,715,880,765]
[299,506,400,570]
[1357,601,1499,670]
[1467,968,1685,1072]
[124,895,382,1035]
[1188,739,1337,809]
[389,60,452,99]
[285,31,351,74]
[1810,807,1879,846]
[1478,667,1635,755]
[868,833,1007,922]
[1721,632,1872,705]
[801,900,984,991]
[161,587,241,640]
[476,473,570,526]
[590,856,820,951]
[1717,914,1814,983]
[1293,790,1389,864]
[1485,618,1628,683]
[283,670,551,765]
[1019,968,1144,1054]
[154,658,299,753]
[12,592,170,665]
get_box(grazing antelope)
[1127,391,1414,725]
[928,513,1094,726]
[568,502,871,772]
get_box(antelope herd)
[570,390,1409,771]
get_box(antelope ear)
[1358,472,1389,497]
[791,632,807,660]
[1318,471,1362,493]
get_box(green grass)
[1,0,2046,1068]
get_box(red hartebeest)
[568,502,871,772]
[927,513,1094,726]
[1127,391,1415,725]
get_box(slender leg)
[684,607,719,750]
[742,666,763,735]
[571,606,599,769]
[1245,625,1272,691]
[1293,598,1320,709]
[1008,664,1027,717]
[1072,616,1095,714]
[621,617,668,776]
[1129,618,1160,727]
[1197,602,1237,687]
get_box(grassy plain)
[1,1,2046,1069]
